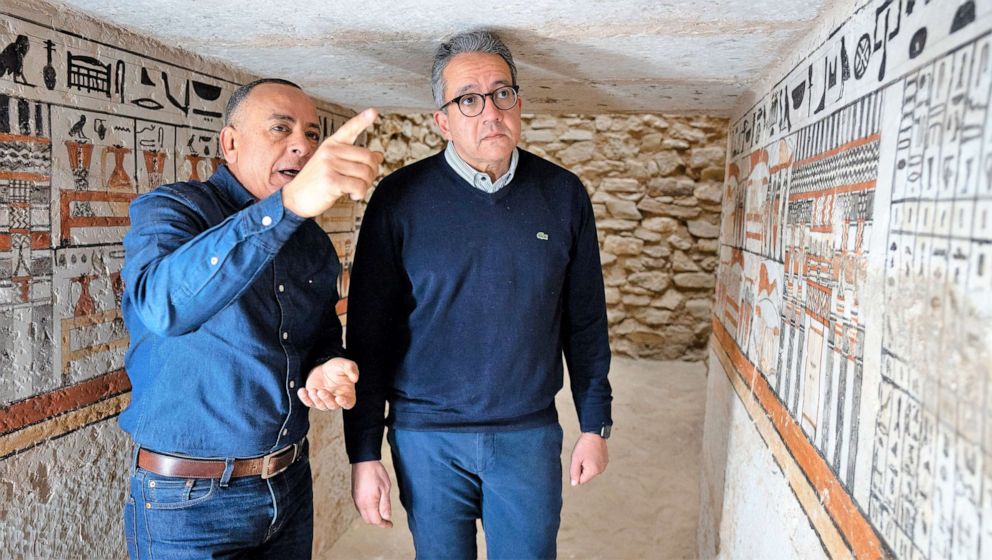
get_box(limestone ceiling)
[51,0,830,115]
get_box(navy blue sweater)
[343,149,612,462]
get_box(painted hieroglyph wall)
[0,0,361,556]
[701,0,992,558]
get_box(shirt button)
[262,215,272,227]
[209,256,218,265]
[278,284,285,292]
[289,380,296,389]
[282,429,288,436]
[282,332,288,340]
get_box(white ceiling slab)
[50,0,832,115]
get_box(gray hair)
[224,78,302,126]
[431,30,517,109]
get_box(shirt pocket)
[287,229,341,296]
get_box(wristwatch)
[596,423,612,439]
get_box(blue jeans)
[122,444,313,559]
[388,423,564,559]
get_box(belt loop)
[129,444,140,475]
[219,458,235,488]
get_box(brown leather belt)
[137,438,305,480]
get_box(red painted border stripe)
[712,318,885,559]
[0,133,51,144]
[0,172,49,182]
[0,369,131,435]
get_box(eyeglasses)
[440,85,519,117]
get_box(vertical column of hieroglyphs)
[871,26,992,560]
[0,68,53,403]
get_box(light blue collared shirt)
[444,142,519,194]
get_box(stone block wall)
[368,112,728,361]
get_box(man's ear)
[219,125,238,165]
[433,110,453,141]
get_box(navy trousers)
[388,423,564,559]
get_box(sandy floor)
[327,357,707,559]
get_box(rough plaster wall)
[698,353,827,559]
[0,406,357,559]
[0,419,129,558]
[368,112,728,361]
[308,412,355,558]
[0,0,358,555]
[702,0,992,558]
[697,352,731,558]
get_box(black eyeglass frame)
[440,85,520,117]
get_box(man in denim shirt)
[119,78,383,558]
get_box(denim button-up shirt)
[119,165,343,459]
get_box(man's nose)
[289,130,315,158]
[480,95,504,123]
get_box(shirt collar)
[208,164,257,209]
[444,142,518,193]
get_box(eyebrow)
[453,79,512,97]
[270,113,320,130]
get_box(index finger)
[329,108,378,145]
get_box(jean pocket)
[141,472,215,510]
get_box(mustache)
[279,157,310,169]
[481,123,509,136]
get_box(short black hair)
[224,78,302,126]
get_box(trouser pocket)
[141,471,215,510]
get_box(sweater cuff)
[578,406,613,434]
[345,426,385,463]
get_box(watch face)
[600,424,612,439]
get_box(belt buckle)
[260,442,298,480]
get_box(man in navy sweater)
[344,30,613,558]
